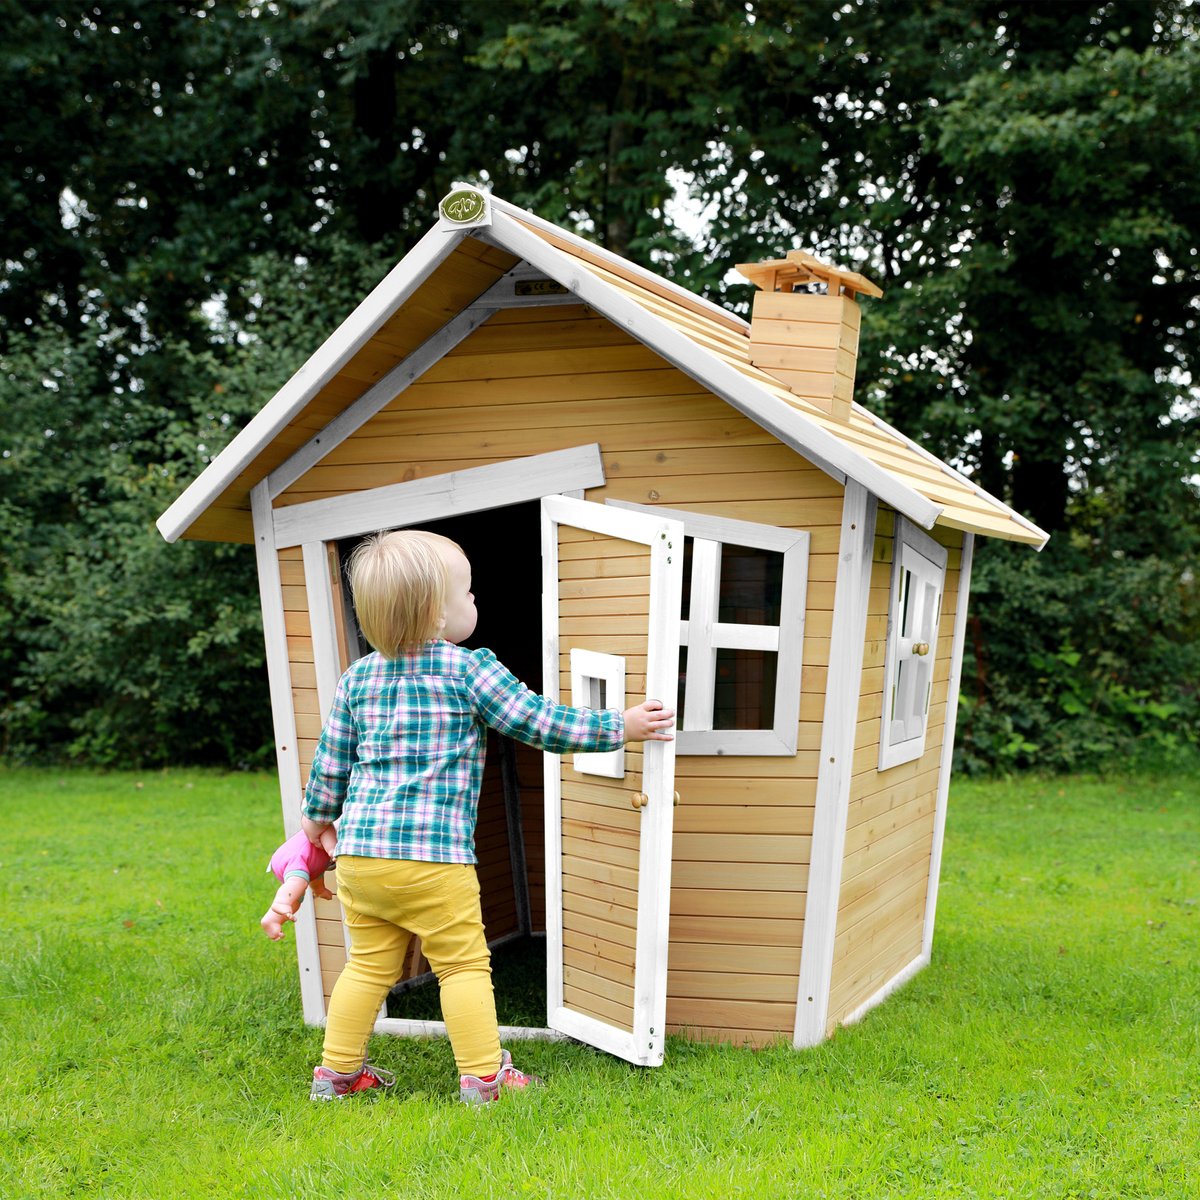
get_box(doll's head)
[349,530,475,656]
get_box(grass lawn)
[1,765,1196,1198]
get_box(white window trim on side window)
[606,500,810,757]
[878,516,949,771]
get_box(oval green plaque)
[439,188,487,225]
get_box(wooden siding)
[556,529,651,1034]
[276,546,352,1002]
[274,304,841,1045]
[825,511,966,1029]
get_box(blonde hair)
[348,530,463,657]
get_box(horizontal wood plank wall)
[278,303,843,1045]
[558,531,653,1035]
[825,511,965,1029]
[477,732,519,941]
[276,547,350,1002]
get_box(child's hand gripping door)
[540,495,683,1067]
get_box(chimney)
[734,250,882,423]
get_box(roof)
[157,187,1048,549]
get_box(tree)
[1,0,1195,768]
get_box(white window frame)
[569,648,626,779]
[608,500,809,756]
[878,517,948,771]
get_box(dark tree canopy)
[1,0,1196,769]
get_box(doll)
[261,825,339,940]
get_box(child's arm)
[468,649,674,753]
[260,876,309,941]
[303,672,356,828]
[301,814,334,846]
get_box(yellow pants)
[322,856,501,1079]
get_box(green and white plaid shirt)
[302,642,624,864]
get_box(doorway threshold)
[372,1016,566,1041]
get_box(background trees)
[2,0,1195,768]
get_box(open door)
[541,495,683,1066]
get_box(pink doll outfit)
[268,829,333,883]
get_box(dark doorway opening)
[337,499,550,1027]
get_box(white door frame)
[274,446,605,1036]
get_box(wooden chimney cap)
[734,249,883,299]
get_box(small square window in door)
[569,648,626,779]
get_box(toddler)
[300,528,674,1104]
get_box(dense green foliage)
[1,1,1196,768]
[3,767,1197,1195]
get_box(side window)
[610,501,809,756]
[878,518,948,770]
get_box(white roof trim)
[156,224,469,543]
[488,194,750,334]
[485,209,943,531]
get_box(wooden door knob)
[630,792,649,809]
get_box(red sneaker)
[310,1061,395,1100]
[459,1048,543,1106]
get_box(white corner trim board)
[922,531,975,958]
[252,481,327,1026]
[793,481,878,1048]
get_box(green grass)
[2,766,1196,1198]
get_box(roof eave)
[155,224,469,543]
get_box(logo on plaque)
[438,188,488,225]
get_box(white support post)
[793,481,877,1048]
[922,531,975,957]
[301,541,342,722]
[251,482,327,1026]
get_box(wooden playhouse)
[158,185,1047,1066]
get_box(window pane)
[718,544,783,625]
[676,646,690,730]
[680,538,694,621]
[898,568,913,637]
[713,649,777,730]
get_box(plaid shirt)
[302,642,624,864]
